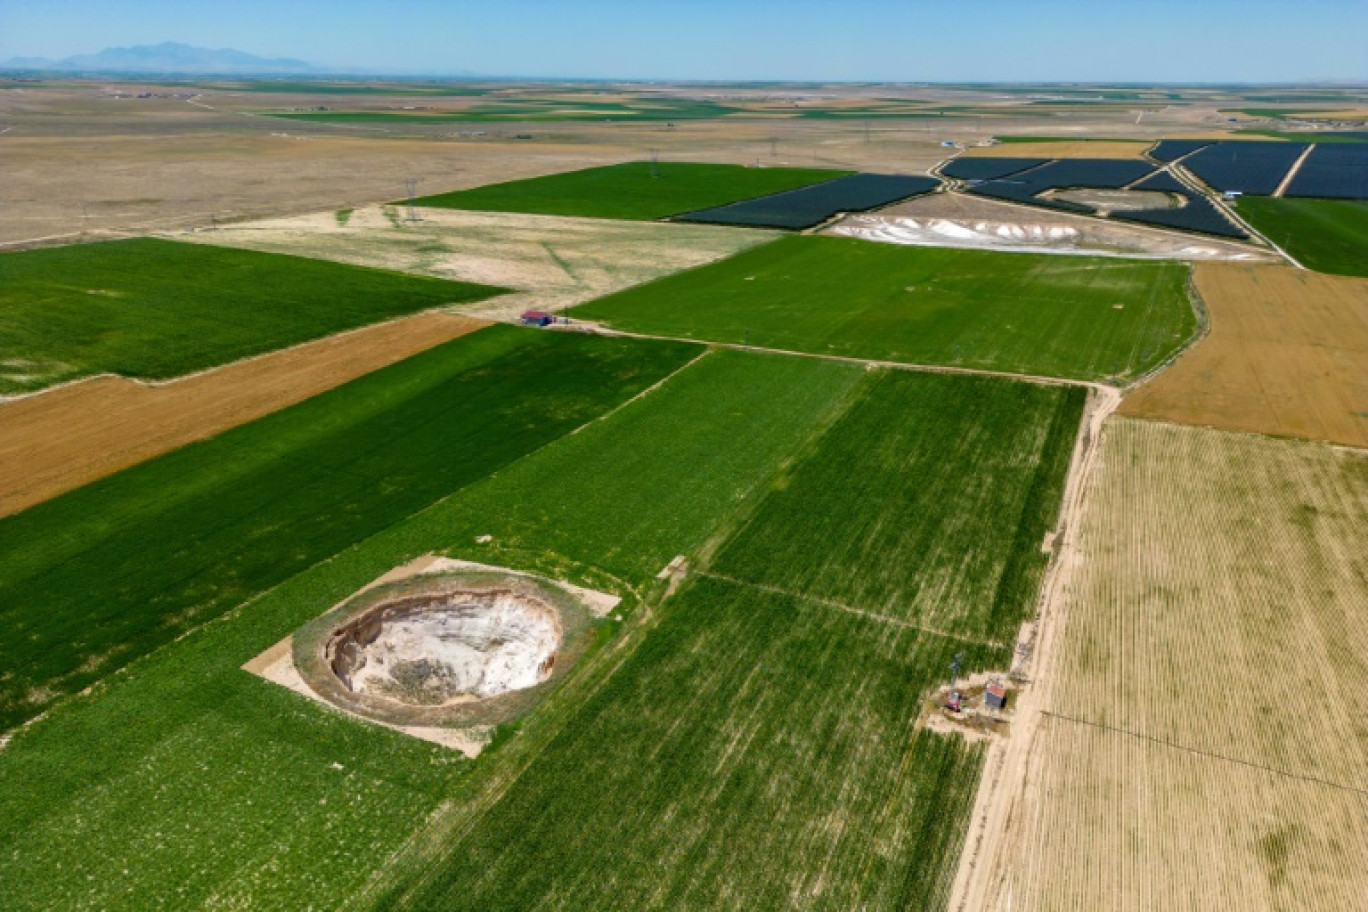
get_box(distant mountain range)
[1,42,318,75]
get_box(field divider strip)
[1041,709,1368,798]
[696,570,1007,649]
[576,325,1108,393]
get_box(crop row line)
[1040,709,1368,798]
[696,570,1007,650]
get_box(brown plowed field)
[960,140,1152,159]
[1120,263,1368,448]
[0,312,487,516]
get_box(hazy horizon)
[3,0,1366,83]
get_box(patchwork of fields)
[0,238,505,394]
[576,234,1195,383]
[969,419,1368,911]
[407,161,849,221]
[3,130,1365,912]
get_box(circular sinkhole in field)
[327,587,562,706]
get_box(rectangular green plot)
[1236,197,1368,277]
[0,344,870,911]
[408,161,849,222]
[714,370,1085,641]
[0,327,698,730]
[574,234,1196,383]
[416,348,865,583]
[367,576,996,912]
[0,237,506,394]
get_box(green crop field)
[0,336,1079,910]
[0,327,697,730]
[363,577,996,912]
[575,235,1195,383]
[1236,197,1368,277]
[0,238,506,394]
[714,370,1085,640]
[407,161,849,221]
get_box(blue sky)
[2,0,1365,82]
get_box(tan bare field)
[964,418,1368,911]
[828,190,1272,261]
[0,312,486,517]
[960,140,1153,159]
[1120,264,1368,447]
[177,206,771,321]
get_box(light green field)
[1,339,1083,909]
[407,161,849,221]
[1237,197,1368,277]
[0,238,505,394]
[574,235,1195,383]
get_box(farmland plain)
[407,161,849,221]
[0,312,488,517]
[713,370,1085,640]
[1236,197,1368,277]
[0,348,875,910]
[0,327,697,730]
[968,418,1368,911]
[1120,263,1368,447]
[0,238,505,394]
[576,234,1196,383]
[180,205,773,322]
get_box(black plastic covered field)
[1020,158,1156,190]
[939,158,1048,181]
[673,173,941,230]
[963,181,1096,214]
[1181,141,1308,195]
[1130,170,1191,193]
[1149,140,1214,163]
[1112,194,1248,239]
[1284,143,1368,199]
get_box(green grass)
[715,370,1085,640]
[0,238,505,393]
[366,577,995,912]
[576,234,1196,383]
[407,161,850,221]
[1237,197,1368,277]
[0,327,698,730]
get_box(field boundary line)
[948,382,1117,912]
[1040,709,1368,798]
[576,323,1113,393]
[1118,268,1211,394]
[697,570,1007,649]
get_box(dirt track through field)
[1120,263,1368,448]
[0,312,487,516]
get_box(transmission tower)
[405,178,421,222]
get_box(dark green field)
[1236,197,1368,277]
[407,161,849,221]
[0,327,697,730]
[715,370,1084,640]
[0,340,1080,910]
[575,235,1196,382]
[0,238,505,393]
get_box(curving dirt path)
[0,312,487,516]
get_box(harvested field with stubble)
[1120,263,1368,447]
[180,205,772,322]
[0,312,486,517]
[965,418,1368,912]
[958,140,1152,160]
